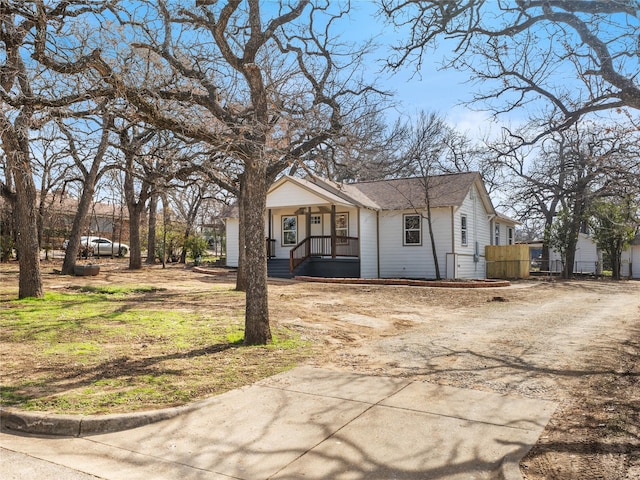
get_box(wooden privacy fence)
[485,244,530,279]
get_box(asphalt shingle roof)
[349,172,480,210]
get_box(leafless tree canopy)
[381,0,640,135]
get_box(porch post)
[305,207,313,256]
[267,208,273,258]
[331,204,336,259]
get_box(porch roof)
[269,176,362,208]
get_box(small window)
[310,215,321,225]
[508,228,514,245]
[282,216,297,246]
[404,214,421,245]
[495,224,500,245]
[461,215,468,246]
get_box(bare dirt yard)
[1,259,639,479]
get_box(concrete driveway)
[1,366,556,480]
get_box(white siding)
[630,246,640,279]
[453,185,491,279]
[225,218,239,267]
[267,206,360,260]
[359,208,378,278]
[493,222,516,246]
[549,233,600,273]
[267,181,328,208]
[378,208,451,279]
[621,248,631,278]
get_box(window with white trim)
[310,214,321,225]
[403,214,421,245]
[335,213,348,243]
[508,227,514,245]
[461,215,468,246]
[282,216,297,246]
[495,224,500,245]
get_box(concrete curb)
[191,266,236,276]
[0,396,219,437]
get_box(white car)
[65,236,129,257]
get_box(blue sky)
[342,1,507,140]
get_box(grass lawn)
[0,276,311,415]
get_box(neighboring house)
[621,234,640,279]
[528,232,604,275]
[528,231,640,278]
[225,172,508,280]
[548,232,602,274]
[492,213,519,246]
[40,191,130,247]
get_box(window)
[282,216,297,246]
[335,213,348,243]
[403,214,421,245]
[461,215,468,246]
[508,228,514,245]
[495,224,500,245]
[310,214,321,225]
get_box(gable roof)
[348,172,482,210]
[270,176,368,208]
[495,212,520,225]
[223,172,496,218]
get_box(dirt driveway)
[269,278,640,479]
[3,262,639,478]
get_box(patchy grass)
[0,282,311,414]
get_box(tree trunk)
[242,163,271,345]
[425,194,441,280]
[611,240,622,280]
[236,176,247,292]
[146,193,158,264]
[180,225,191,264]
[563,193,586,279]
[61,184,95,275]
[128,203,143,269]
[13,154,44,299]
[124,168,145,270]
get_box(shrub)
[184,235,208,263]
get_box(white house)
[529,231,640,278]
[621,234,640,279]
[225,172,506,280]
[548,232,602,274]
[492,213,519,247]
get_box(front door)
[310,213,323,237]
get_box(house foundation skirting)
[296,257,360,278]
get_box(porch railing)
[289,235,359,272]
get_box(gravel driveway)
[290,280,640,479]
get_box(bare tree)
[31,123,76,247]
[1,1,113,297]
[90,0,383,344]
[394,111,451,279]
[58,111,116,275]
[381,0,640,139]
[115,122,157,270]
[497,120,640,277]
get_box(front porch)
[267,256,361,279]
[266,235,360,278]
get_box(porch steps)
[267,258,294,279]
